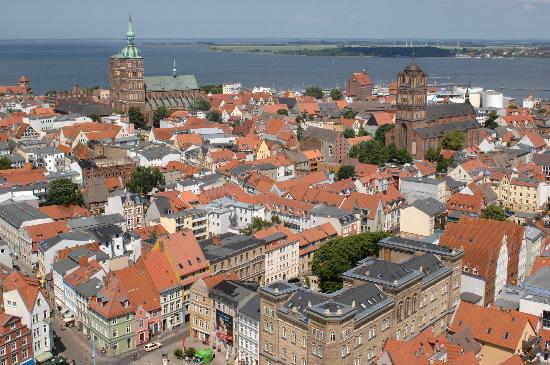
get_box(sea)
[2,39,550,101]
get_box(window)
[292,353,297,365]
[126,325,131,334]
[282,348,286,360]
[112,329,118,338]
[330,332,336,342]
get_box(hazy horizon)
[2,0,550,40]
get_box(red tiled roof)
[38,205,91,220]
[450,301,537,351]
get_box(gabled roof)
[38,205,92,221]
[450,301,537,351]
[4,272,43,312]
[112,266,160,312]
[158,230,209,283]
[89,275,134,319]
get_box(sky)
[2,0,550,40]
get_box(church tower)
[392,62,428,152]
[109,15,146,114]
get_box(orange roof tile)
[38,205,91,220]
[4,272,43,311]
[112,266,160,312]
[450,301,537,351]
[26,220,69,244]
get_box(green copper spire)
[126,14,135,45]
[121,14,141,59]
[172,59,177,77]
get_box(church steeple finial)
[172,59,177,77]
[127,14,135,45]
[465,80,471,105]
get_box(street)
[52,315,195,365]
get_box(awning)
[35,351,53,363]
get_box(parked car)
[144,342,162,352]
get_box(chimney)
[212,236,221,245]
[351,300,356,308]
[79,256,89,267]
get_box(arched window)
[397,302,403,320]
[406,298,410,317]
[412,295,417,313]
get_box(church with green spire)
[109,15,199,123]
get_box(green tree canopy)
[189,98,211,111]
[357,127,370,137]
[336,165,356,181]
[152,106,170,128]
[312,232,391,293]
[441,130,465,151]
[239,217,276,236]
[343,128,356,139]
[387,144,413,164]
[277,109,289,116]
[484,110,499,129]
[207,110,223,123]
[425,146,442,162]
[126,167,165,196]
[304,86,323,99]
[349,140,390,165]
[199,85,223,94]
[343,109,357,119]
[480,205,507,221]
[330,88,343,101]
[89,113,101,122]
[296,124,304,141]
[0,156,11,170]
[128,107,146,130]
[45,179,83,206]
[374,124,394,145]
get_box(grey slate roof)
[414,120,481,139]
[303,126,340,143]
[138,145,179,160]
[74,277,103,299]
[68,214,125,230]
[39,230,92,253]
[199,233,265,263]
[411,198,446,216]
[427,103,475,121]
[240,294,260,320]
[144,75,198,92]
[0,202,48,229]
[210,280,259,305]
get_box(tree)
[89,113,101,122]
[349,140,389,165]
[387,144,412,164]
[343,109,357,119]
[199,85,223,94]
[240,217,276,236]
[126,167,165,196]
[271,216,281,224]
[174,349,185,360]
[336,165,356,181]
[481,205,507,221]
[184,347,196,358]
[295,115,304,124]
[304,86,323,99]
[425,146,442,162]
[0,156,11,170]
[484,110,499,129]
[343,128,356,139]
[436,157,453,173]
[189,98,211,111]
[207,110,223,123]
[330,88,343,101]
[441,130,465,151]
[152,106,170,128]
[296,124,304,141]
[45,179,83,206]
[312,232,390,293]
[128,107,146,130]
[374,124,394,145]
[277,109,289,116]
[357,127,370,137]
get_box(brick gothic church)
[109,16,200,121]
[387,62,483,158]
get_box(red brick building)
[0,313,33,365]
[346,69,373,100]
